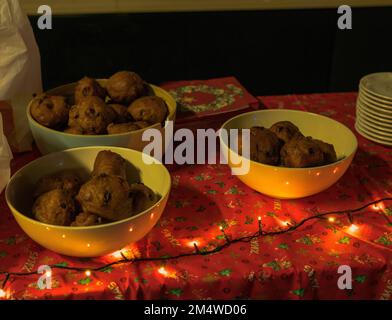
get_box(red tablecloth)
[1,92,391,300]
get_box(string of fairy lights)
[0,197,391,298]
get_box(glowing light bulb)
[111,250,123,259]
[328,217,336,223]
[0,289,6,298]
[372,202,385,211]
[158,267,168,276]
[189,241,199,248]
[45,270,52,277]
[61,234,66,238]
[349,224,359,232]
[219,226,223,231]
[285,181,289,185]
[85,270,91,277]
[258,216,261,221]
[129,227,133,232]
[316,172,320,176]
[87,243,91,248]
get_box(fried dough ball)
[133,121,150,129]
[313,139,337,164]
[128,96,168,124]
[106,120,150,134]
[76,174,134,221]
[64,126,84,134]
[280,136,325,168]
[92,150,127,179]
[129,183,158,214]
[68,96,114,134]
[74,76,106,104]
[107,122,141,134]
[108,104,131,123]
[32,189,75,226]
[106,71,146,104]
[30,94,69,128]
[238,127,281,165]
[270,121,303,144]
[34,170,81,198]
[71,212,102,227]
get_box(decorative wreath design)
[169,84,244,113]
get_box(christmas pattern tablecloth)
[0,92,391,300]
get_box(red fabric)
[0,92,392,300]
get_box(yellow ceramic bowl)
[220,109,357,199]
[5,146,171,257]
[27,82,176,154]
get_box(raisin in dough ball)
[32,189,75,226]
[92,150,127,179]
[108,104,131,123]
[106,71,146,104]
[269,121,303,144]
[76,174,134,221]
[313,139,337,164]
[129,183,158,214]
[128,96,168,124]
[280,136,325,168]
[74,76,106,104]
[30,94,69,128]
[71,212,102,227]
[34,170,81,198]
[68,96,114,134]
[238,127,281,165]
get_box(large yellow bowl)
[5,146,171,257]
[220,109,357,199]
[27,82,176,155]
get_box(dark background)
[29,7,392,96]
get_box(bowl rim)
[5,146,171,230]
[26,83,176,138]
[219,108,358,171]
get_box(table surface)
[1,91,392,300]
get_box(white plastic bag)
[0,0,42,151]
[0,113,12,193]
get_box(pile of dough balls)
[32,150,158,226]
[238,121,337,168]
[30,71,168,135]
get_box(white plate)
[360,72,392,101]
[355,122,392,146]
[357,100,392,121]
[357,117,392,138]
[356,108,392,131]
[359,93,392,114]
[360,87,392,106]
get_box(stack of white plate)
[356,72,392,146]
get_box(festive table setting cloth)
[0,82,391,299]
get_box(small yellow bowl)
[5,146,171,257]
[27,82,176,155]
[220,109,357,199]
